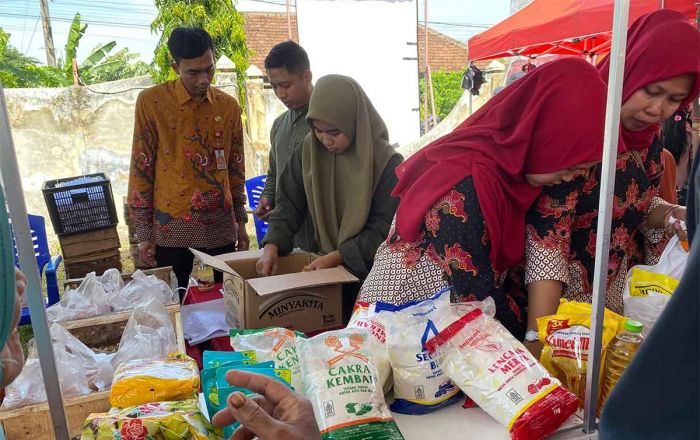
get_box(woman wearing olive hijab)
[256,75,402,316]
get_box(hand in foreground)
[212,370,321,440]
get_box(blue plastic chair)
[12,214,62,325]
[244,175,268,247]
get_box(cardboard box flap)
[189,248,239,276]
[247,267,358,296]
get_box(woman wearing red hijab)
[523,9,700,354]
[358,58,611,339]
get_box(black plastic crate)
[42,173,118,235]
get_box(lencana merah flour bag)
[347,302,392,393]
[297,328,404,440]
[230,327,306,391]
[375,287,463,414]
[425,308,579,440]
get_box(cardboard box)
[190,249,358,334]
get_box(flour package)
[426,309,578,440]
[347,302,392,393]
[298,328,404,440]
[376,287,463,414]
[230,327,306,391]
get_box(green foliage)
[0,16,154,88]
[419,70,465,122]
[151,0,250,105]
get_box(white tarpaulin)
[296,0,421,147]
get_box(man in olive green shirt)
[254,41,315,250]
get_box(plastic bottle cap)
[624,319,643,333]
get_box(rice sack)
[376,287,462,414]
[426,309,578,440]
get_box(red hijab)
[393,58,612,271]
[598,9,700,152]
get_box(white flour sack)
[347,302,392,392]
[230,327,306,391]
[425,309,579,440]
[298,328,404,440]
[376,287,463,414]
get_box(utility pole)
[286,0,293,40]
[39,0,57,67]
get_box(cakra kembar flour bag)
[298,328,404,440]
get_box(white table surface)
[200,394,590,439]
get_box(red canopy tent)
[468,0,698,61]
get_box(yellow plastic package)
[627,267,679,296]
[110,354,199,408]
[81,399,222,440]
[537,300,625,407]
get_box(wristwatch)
[524,329,539,342]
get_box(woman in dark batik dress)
[523,10,700,354]
[358,58,612,340]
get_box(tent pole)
[694,3,700,132]
[582,0,630,433]
[0,86,70,438]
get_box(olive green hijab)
[302,74,398,255]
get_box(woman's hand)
[256,244,279,277]
[663,205,688,242]
[303,251,342,272]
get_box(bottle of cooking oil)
[600,319,644,407]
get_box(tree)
[151,0,250,106]
[419,70,465,123]
[63,13,152,85]
[0,28,66,87]
[0,15,153,89]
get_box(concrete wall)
[4,74,285,251]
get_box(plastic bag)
[451,296,496,318]
[347,302,392,393]
[46,272,110,322]
[298,328,404,439]
[110,270,175,312]
[48,323,114,391]
[81,399,222,440]
[1,324,101,409]
[426,309,579,440]
[230,327,306,391]
[100,268,124,296]
[376,288,462,414]
[537,300,625,408]
[110,354,199,408]
[111,299,177,369]
[624,236,689,337]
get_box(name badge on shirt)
[215,149,227,170]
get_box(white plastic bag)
[624,236,689,337]
[0,324,106,409]
[109,270,175,311]
[46,272,110,322]
[100,268,124,295]
[49,323,114,391]
[111,299,177,369]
